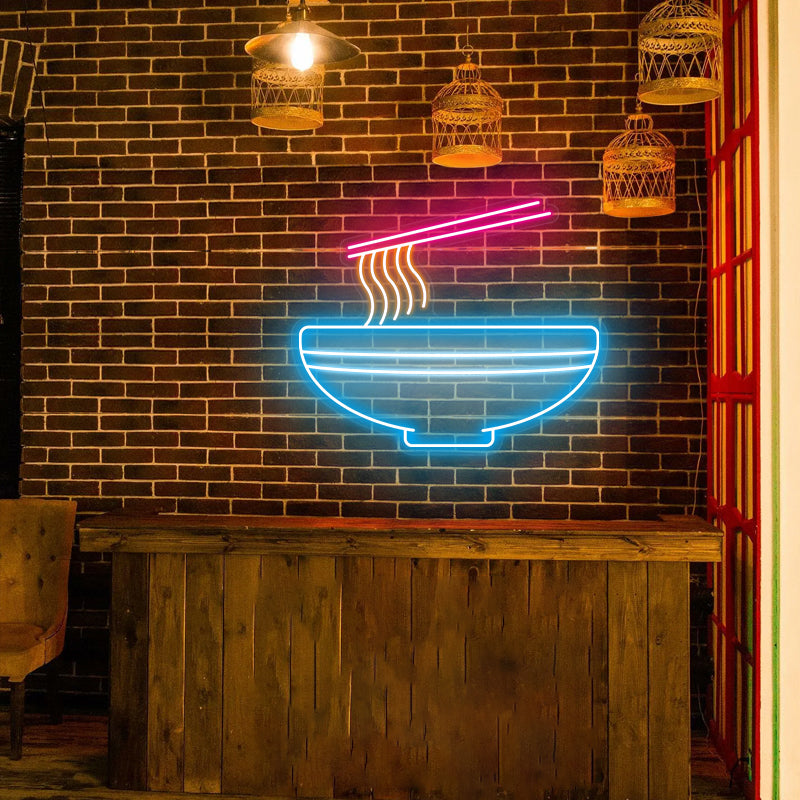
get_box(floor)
[0,713,744,800]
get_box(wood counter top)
[78,513,722,561]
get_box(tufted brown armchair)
[0,499,77,759]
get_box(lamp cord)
[690,140,707,519]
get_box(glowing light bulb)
[290,33,314,71]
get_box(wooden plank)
[406,557,440,796]
[222,555,290,795]
[459,559,500,799]
[414,558,473,800]
[219,554,260,795]
[552,562,606,796]
[648,562,691,800]
[608,561,649,800]
[79,529,723,561]
[108,553,149,791]
[288,555,345,798]
[590,562,610,790]
[374,557,416,797]
[222,555,318,796]
[146,553,186,792]
[183,555,223,794]
[78,513,722,537]
[499,561,561,798]
[434,559,495,800]
[337,556,383,797]
[338,556,417,799]
[78,514,723,562]
[255,555,300,795]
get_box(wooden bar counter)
[78,514,722,800]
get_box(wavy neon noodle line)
[369,251,390,326]
[406,245,428,310]
[394,246,414,316]
[382,249,402,322]
[346,200,543,252]
[357,253,376,327]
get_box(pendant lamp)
[638,0,722,105]
[431,45,503,169]
[602,106,676,218]
[245,0,360,72]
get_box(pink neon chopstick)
[346,200,544,254]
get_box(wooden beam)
[78,514,723,562]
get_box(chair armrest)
[38,609,68,664]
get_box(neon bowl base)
[298,324,600,449]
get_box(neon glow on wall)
[298,200,601,449]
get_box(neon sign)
[299,324,600,449]
[297,200,601,450]
[346,199,552,258]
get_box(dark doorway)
[0,123,24,498]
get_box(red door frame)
[706,0,761,796]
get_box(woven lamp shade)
[250,60,324,131]
[602,111,676,218]
[432,51,502,168]
[638,0,722,105]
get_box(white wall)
[761,1,800,796]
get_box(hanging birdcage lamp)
[602,106,676,218]
[245,0,360,131]
[432,45,503,168]
[638,0,722,105]
[248,59,325,130]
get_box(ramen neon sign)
[297,200,600,450]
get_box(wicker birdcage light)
[638,0,722,105]
[249,59,324,130]
[602,108,676,218]
[432,46,502,168]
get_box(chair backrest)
[0,499,77,630]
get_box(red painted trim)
[706,0,760,796]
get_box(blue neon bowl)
[298,324,600,449]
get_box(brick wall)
[0,0,706,704]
